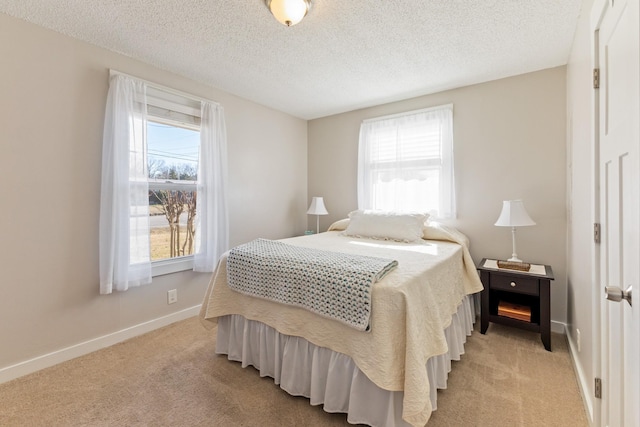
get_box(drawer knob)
[510,281,517,287]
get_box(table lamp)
[494,199,536,263]
[307,196,328,234]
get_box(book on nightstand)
[498,301,531,322]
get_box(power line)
[148,149,198,162]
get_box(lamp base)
[497,260,531,272]
[507,256,523,263]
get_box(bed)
[199,214,483,426]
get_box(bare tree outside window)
[150,189,197,258]
[147,121,200,261]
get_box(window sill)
[152,256,194,277]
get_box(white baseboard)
[551,320,566,334]
[0,305,201,385]
[564,324,596,426]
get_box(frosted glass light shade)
[265,0,311,27]
[307,196,328,215]
[494,200,536,227]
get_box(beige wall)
[0,10,577,386]
[308,67,568,324]
[0,14,307,371]
[566,0,597,423]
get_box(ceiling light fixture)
[265,0,311,27]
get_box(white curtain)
[99,74,151,294]
[194,101,229,272]
[357,105,455,219]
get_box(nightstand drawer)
[490,274,539,296]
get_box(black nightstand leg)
[540,280,551,351]
[480,270,489,334]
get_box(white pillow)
[327,218,350,231]
[344,210,428,242]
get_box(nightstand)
[478,258,554,351]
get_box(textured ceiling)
[0,0,584,119]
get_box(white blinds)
[146,86,201,127]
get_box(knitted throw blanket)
[226,239,398,331]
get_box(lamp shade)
[265,0,311,27]
[307,196,328,215]
[494,200,536,227]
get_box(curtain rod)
[362,103,453,123]
[109,69,221,107]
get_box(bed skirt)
[215,294,478,427]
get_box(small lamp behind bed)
[307,196,328,234]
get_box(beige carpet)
[0,317,588,426]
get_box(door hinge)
[593,68,600,89]
[594,223,601,244]
[595,377,602,399]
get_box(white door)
[595,0,640,425]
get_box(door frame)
[590,1,605,425]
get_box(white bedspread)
[200,229,483,426]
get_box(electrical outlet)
[167,289,178,304]
[576,328,581,352]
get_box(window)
[145,88,201,275]
[357,104,455,218]
[147,121,198,268]
[99,72,228,294]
